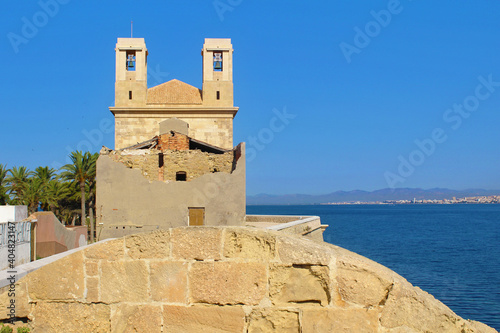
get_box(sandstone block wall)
[107,148,233,183]
[0,227,496,333]
[114,116,233,150]
[162,150,233,181]
[245,215,326,242]
[108,150,159,182]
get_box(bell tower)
[115,38,148,107]
[111,37,238,150]
[202,38,234,107]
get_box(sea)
[247,204,500,330]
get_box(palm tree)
[0,164,9,205]
[34,166,58,211]
[61,151,98,226]
[6,166,33,204]
[19,177,45,214]
[34,166,57,183]
[44,179,72,214]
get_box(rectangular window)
[216,91,220,100]
[129,91,132,100]
[176,171,187,181]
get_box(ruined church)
[96,38,246,239]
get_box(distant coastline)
[322,195,500,205]
[247,188,500,205]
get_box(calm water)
[247,204,500,330]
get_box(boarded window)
[189,207,205,226]
[176,171,187,181]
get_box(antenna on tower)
[131,21,133,38]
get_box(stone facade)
[114,115,234,150]
[98,37,246,238]
[162,150,233,181]
[0,227,496,332]
[111,38,238,150]
[107,146,234,183]
[96,143,246,238]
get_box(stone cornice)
[109,106,239,117]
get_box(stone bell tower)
[202,38,234,107]
[114,38,148,107]
[110,37,238,150]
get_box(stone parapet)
[0,227,496,332]
[246,215,327,241]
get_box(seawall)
[0,227,496,332]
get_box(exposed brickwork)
[158,132,189,151]
[158,164,164,181]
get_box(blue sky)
[1,0,499,195]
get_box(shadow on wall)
[32,212,87,258]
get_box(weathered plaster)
[96,143,246,239]
[33,212,87,258]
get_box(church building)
[110,38,238,150]
[95,38,246,239]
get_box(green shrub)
[0,324,13,333]
[17,328,30,333]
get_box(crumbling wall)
[162,150,233,181]
[107,148,234,182]
[108,150,159,182]
[96,143,246,239]
[0,227,495,332]
[157,131,189,151]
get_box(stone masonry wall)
[115,116,233,150]
[108,150,159,182]
[162,150,233,181]
[0,227,496,332]
[108,149,233,182]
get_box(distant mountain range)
[247,188,500,205]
